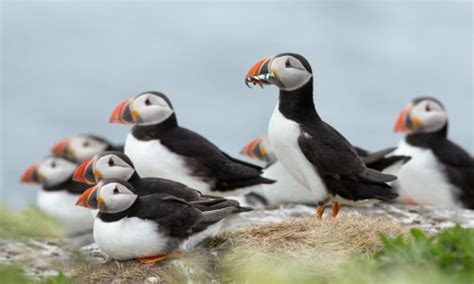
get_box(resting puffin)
[240,135,410,206]
[51,135,123,163]
[72,151,238,210]
[245,53,398,218]
[393,97,474,208]
[109,91,274,196]
[20,156,93,235]
[76,179,251,262]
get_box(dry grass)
[215,213,408,274]
[68,214,408,283]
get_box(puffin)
[245,53,398,218]
[240,135,410,206]
[75,178,251,263]
[109,91,274,196]
[20,156,94,235]
[393,97,474,208]
[241,134,410,172]
[72,151,241,210]
[51,134,123,163]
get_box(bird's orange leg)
[331,201,340,218]
[316,203,325,219]
[137,251,183,264]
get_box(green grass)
[218,225,474,284]
[0,204,64,238]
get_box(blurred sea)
[1,1,472,208]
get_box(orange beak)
[51,138,70,157]
[20,162,43,184]
[110,98,135,124]
[75,185,98,208]
[73,158,96,184]
[393,107,409,133]
[245,57,275,87]
[240,135,268,161]
[393,105,421,133]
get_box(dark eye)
[113,187,119,194]
[145,98,152,106]
[83,141,90,147]
[51,161,57,168]
[285,59,291,68]
[425,104,432,112]
[108,158,115,167]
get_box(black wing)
[134,195,204,238]
[297,121,397,201]
[160,127,274,192]
[433,139,474,208]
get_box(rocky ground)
[1,203,474,282]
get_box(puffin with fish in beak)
[245,53,398,218]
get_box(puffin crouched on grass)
[75,178,251,263]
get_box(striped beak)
[73,158,98,185]
[240,135,271,162]
[51,138,75,159]
[393,104,422,133]
[110,98,136,124]
[245,57,279,88]
[76,184,100,209]
[20,162,44,184]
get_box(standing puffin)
[51,135,123,163]
[76,179,251,262]
[240,135,410,206]
[109,91,274,196]
[72,151,239,210]
[393,97,474,208]
[20,156,93,235]
[245,53,398,218]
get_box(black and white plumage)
[72,151,236,210]
[393,97,474,209]
[51,134,123,163]
[76,179,250,261]
[245,53,398,217]
[20,156,93,235]
[109,91,274,196]
[240,135,410,206]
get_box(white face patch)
[410,99,447,133]
[270,56,313,91]
[70,136,109,162]
[95,154,135,181]
[98,182,137,213]
[37,157,77,187]
[131,93,174,126]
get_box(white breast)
[268,106,328,202]
[125,133,212,193]
[260,161,324,205]
[393,140,461,208]
[94,217,170,260]
[37,190,94,236]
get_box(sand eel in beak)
[20,156,94,236]
[392,97,474,209]
[76,179,251,262]
[109,91,274,196]
[51,135,123,163]
[241,135,410,206]
[73,151,238,209]
[245,53,398,218]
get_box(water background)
[1,1,472,208]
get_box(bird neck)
[406,123,448,147]
[129,171,141,182]
[97,199,140,222]
[277,78,321,123]
[132,114,178,140]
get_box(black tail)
[368,155,411,172]
[215,176,275,192]
[330,179,398,202]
